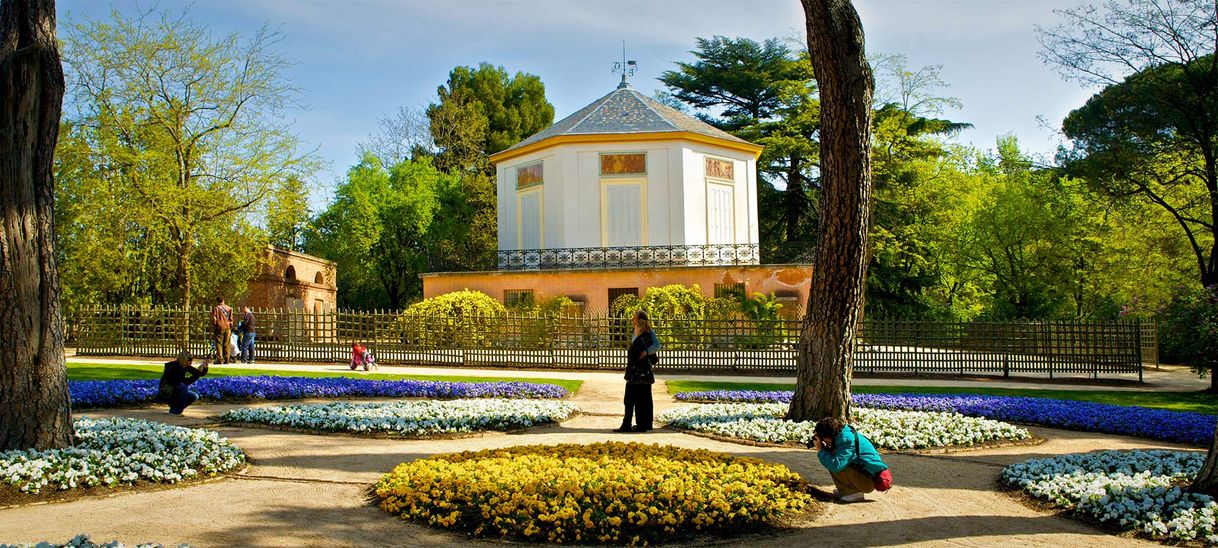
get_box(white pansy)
[658,402,1030,449]
[222,399,577,436]
[0,418,244,495]
[1004,450,1217,543]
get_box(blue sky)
[57,0,1096,206]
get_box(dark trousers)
[213,328,232,363]
[169,385,199,414]
[621,383,653,429]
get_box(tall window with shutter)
[599,153,647,247]
[704,157,736,245]
[516,161,544,249]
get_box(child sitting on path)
[350,343,377,371]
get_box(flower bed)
[659,403,1030,450]
[0,418,244,494]
[221,399,577,436]
[1003,450,1218,543]
[70,376,568,408]
[0,534,173,548]
[675,390,1217,445]
[374,442,812,544]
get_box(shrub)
[374,442,811,545]
[397,289,506,347]
[1158,284,1218,382]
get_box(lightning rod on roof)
[612,41,637,89]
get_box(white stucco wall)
[496,139,757,252]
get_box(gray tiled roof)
[499,84,753,155]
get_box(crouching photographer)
[159,350,210,415]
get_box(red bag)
[873,469,893,492]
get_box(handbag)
[852,426,893,492]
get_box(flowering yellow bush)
[374,442,812,545]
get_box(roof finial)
[611,40,637,89]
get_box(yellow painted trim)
[516,187,544,249]
[490,131,763,164]
[599,178,647,247]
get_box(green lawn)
[67,362,583,394]
[665,380,1218,414]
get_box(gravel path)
[0,377,1182,547]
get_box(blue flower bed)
[71,376,569,408]
[674,390,1217,445]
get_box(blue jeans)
[169,386,199,414]
[240,332,256,363]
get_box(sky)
[56,0,1098,206]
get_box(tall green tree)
[417,64,553,268]
[1042,0,1218,288]
[1042,0,1218,492]
[660,36,821,259]
[59,7,316,322]
[866,57,972,317]
[265,176,311,251]
[307,155,454,308]
[427,63,554,169]
[0,0,74,450]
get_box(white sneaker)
[839,492,865,503]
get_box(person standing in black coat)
[614,310,660,433]
[159,350,209,415]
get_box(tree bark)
[1193,422,1218,494]
[787,0,875,423]
[0,0,73,450]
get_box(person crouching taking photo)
[811,417,892,502]
[159,350,209,415]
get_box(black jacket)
[625,331,658,385]
[161,360,203,388]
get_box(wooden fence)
[69,306,1147,379]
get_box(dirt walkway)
[0,377,1178,547]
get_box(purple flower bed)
[674,390,1217,445]
[70,376,569,408]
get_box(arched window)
[285,265,296,281]
[314,272,324,284]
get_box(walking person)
[238,306,256,364]
[158,350,209,415]
[211,296,233,364]
[811,417,893,502]
[614,310,660,433]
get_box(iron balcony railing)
[497,244,761,271]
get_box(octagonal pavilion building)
[420,79,813,312]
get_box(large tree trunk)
[0,0,73,450]
[1193,423,1218,494]
[788,0,875,423]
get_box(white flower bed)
[0,418,244,495]
[221,399,578,436]
[1004,450,1218,543]
[0,534,185,548]
[659,402,1031,449]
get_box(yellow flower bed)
[374,442,812,545]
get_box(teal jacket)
[817,425,888,476]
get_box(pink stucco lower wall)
[420,264,812,313]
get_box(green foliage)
[57,7,316,311]
[306,154,458,308]
[397,290,507,348]
[265,176,311,251]
[427,63,555,168]
[1158,285,1218,377]
[1060,54,1218,287]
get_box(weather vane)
[612,41,637,88]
